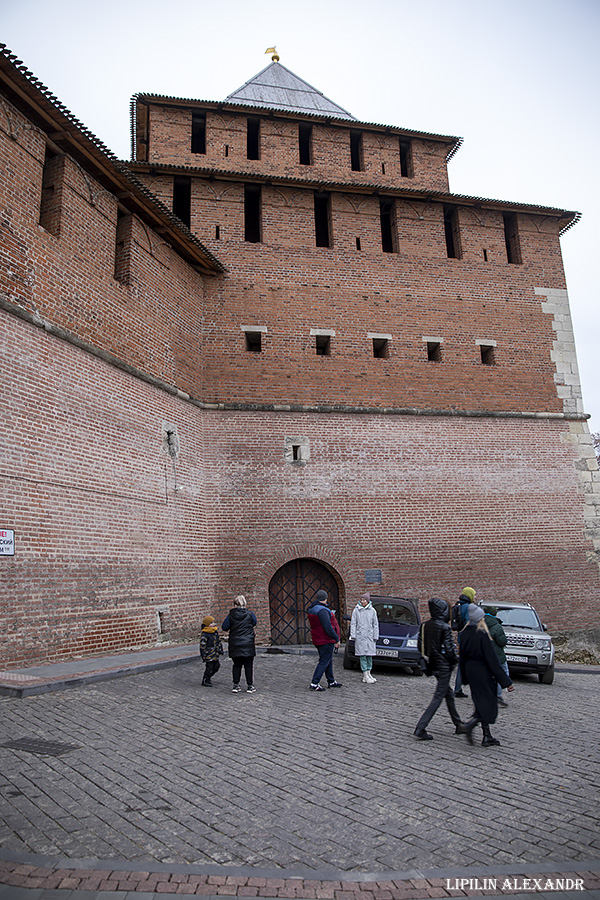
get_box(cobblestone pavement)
[0,653,598,878]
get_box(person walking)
[199,615,224,687]
[452,586,476,697]
[307,590,342,691]
[350,592,379,683]
[222,595,257,693]
[457,605,514,746]
[414,598,464,740]
[484,605,510,707]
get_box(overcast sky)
[2,0,599,429]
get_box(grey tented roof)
[225,62,356,120]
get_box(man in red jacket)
[307,590,342,691]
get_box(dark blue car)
[343,596,422,675]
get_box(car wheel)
[411,666,423,676]
[538,664,554,685]
[342,648,354,670]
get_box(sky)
[2,0,599,429]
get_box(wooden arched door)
[269,558,343,645]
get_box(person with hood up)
[199,615,224,687]
[484,605,509,707]
[457,604,514,746]
[452,586,476,698]
[307,589,342,691]
[222,595,257,693]
[350,592,379,683]
[414,598,464,740]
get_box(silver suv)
[481,601,555,684]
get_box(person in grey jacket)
[350,593,379,683]
[414,598,464,741]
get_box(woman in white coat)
[350,593,380,683]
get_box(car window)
[373,602,418,626]
[489,607,541,630]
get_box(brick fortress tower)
[1,46,599,664]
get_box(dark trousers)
[232,656,254,687]
[311,643,335,685]
[203,659,220,683]
[416,665,462,732]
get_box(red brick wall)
[0,312,213,666]
[1,318,596,667]
[0,102,206,392]
[144,105,451,192]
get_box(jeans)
[311,643,335,685]
[416,665,462,733]
[232,656,254,687]
[497,660,509,697]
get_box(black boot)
[457,715,480,744]
[481,724,500,746]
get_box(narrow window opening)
[173,176,191,228]
[191,112,206,154]
[372,338,389,359]
[299,123,313,165]
[380,198,396,253]
[427,341,442,362]
[314,191,331,248]
[245,331,262,352]
[114,209,132,284]
[244,184,261,243]
[247,117,260,160]
[224,144,229,157]
[503,213,522,264]
[39,146,63,236]
[356,237,362,251]
[315,334,331,356]
[443,205,461,259]
[381,162,386,175]
[483,248,488,262]
[215,224,220,240]
[350,130,363,171]
[292,444,301,461]
[399,140,412,177]
[158,610,166,633]
[480,344,496,366]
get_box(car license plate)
[376,648,398,658]
[506,655,525,663]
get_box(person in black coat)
[414,598,464,741]
[457,604,514,746]
[222,595,257,693]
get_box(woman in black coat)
[222,595,257,693]
[458,604,514,746]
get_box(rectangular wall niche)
[311,328,335,356]
[241,324,267,352]
[284,436,310,467]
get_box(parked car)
[343,596,421,675]
[480,600,555,684]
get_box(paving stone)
[0,657,598,878]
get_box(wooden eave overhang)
[131,92,463,162]
[126,160,581,235]
[0,45,224,275]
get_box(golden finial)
[265,46,280,62]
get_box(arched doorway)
[269,558,344,645]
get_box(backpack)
[450,601,463,632]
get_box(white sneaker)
[366,672,377,683]
[362,672,370,683]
